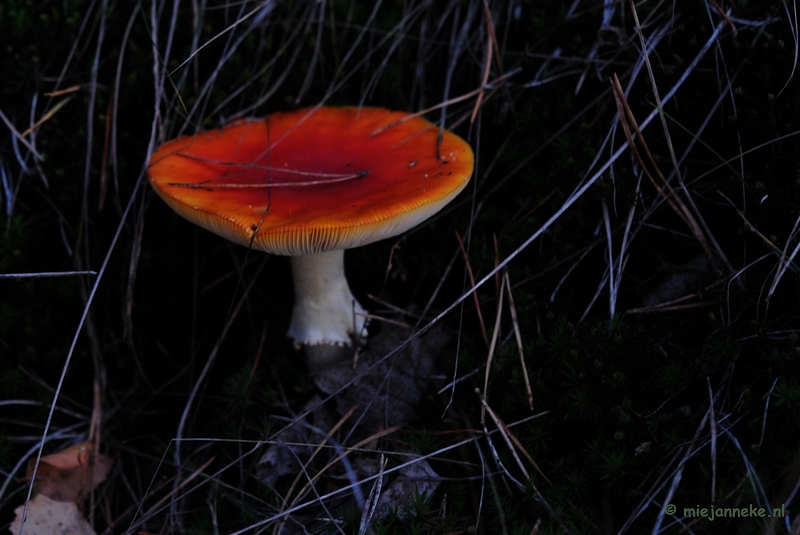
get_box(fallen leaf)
[257,324,448,486]
[313,322,449,429]
[9,494,96,535]
[643,254,721,307]
[26,442,113,502]
[256,323,449,533]
[366,457,442,521]
[256,394,337,486]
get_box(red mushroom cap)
[147,107,474,255]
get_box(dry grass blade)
[475,388,550,487]
[97,97,113,211]
[609,73,713,259]
[626,301,720,315]
[707,378,718,503]
[126,456,215,534]
[503,271,533,411]
[20,97,73,138]
[470,0,501,124]
[765,213,800,303]
[279,403,362,515]
[456,231,489,347]
[369,69,519,136]
[0,271,97,279]
[475,388,541,484]
[358,312,414,330]
[718,190,797,307]
[478,411,523,491]
[474,389,568,531]
[366,293,421,319]
[708,0,739,35]
[357,455,387,535]
[481,271,505,423]
[601,199,618,317]
[0,107,43,162]
[637,381,726,534]
[628,0,685,188]
[43,85,85,97]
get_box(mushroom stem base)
[287,250,367,370]
[304,344,358,374]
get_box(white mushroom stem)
[287,249,367,371]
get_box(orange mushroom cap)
[147,107,474,256]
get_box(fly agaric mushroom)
[147,106,473,371]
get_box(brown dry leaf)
[26,442,113,502]
[256,323,450,533]
[312,322,449,429]
[9,494,96,535]
[643,254,721,307]
[257,324,449,485]
[368,457,442,521]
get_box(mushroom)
[147,106,474,371]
